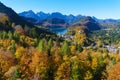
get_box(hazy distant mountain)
[19,10,85,23]
[37,11,50,20]
[19,10,40,20]
[40,18,68,29]
[22,17,68,29]
[92,17,120,23]
[19,10,120,24]
[49,12,66,19]
[92,17,120,28]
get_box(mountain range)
[0,1,120,35]
[19,10,102,31]
[19,10,120,31]
[19,10,120,24]
[19,10,86,23]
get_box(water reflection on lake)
[51,28,67,35]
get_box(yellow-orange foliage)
[15,47,25,59]
[84,70,93,80]
[30,51,49,79]
[70,45,76,53]
[55,61,71,80]
[0,13,9,24]
[19,51,33,79]
[0,50,15,74]
[107,62,120,80]
[91,57,98,70]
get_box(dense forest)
[0,24,120,80]
[89,28,120,46]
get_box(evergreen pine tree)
[77,44,83,52]
[8,31,12,40]
[37,39,46,52]
[61,41,71,55]
[48,38,53,50]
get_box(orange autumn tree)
[107,62,120,80]
[0,50,15,79]
[55,60,71,80]
[30,50,50,80]
[19,48,34,79]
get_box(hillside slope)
[71,16,101,31]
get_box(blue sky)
[0,0,119,19]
